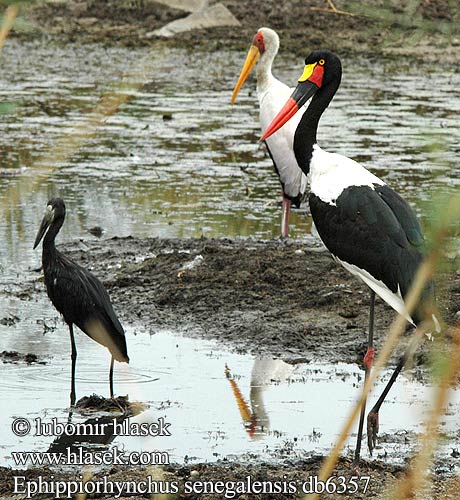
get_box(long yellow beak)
[231,45,260,104]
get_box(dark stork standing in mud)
[34,198,129,406]
[231,27,308,238]
[261,50,439,463]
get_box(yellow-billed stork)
[231,27,308,238]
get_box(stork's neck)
[294,77,341,175]
[42,221,63,265]
[256,49,276,92]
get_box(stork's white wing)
[258,78,309,202]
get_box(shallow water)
[1,41,460,275]
[1,40,460,469]
[2,323,460,470]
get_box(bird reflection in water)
[225,358,296,439]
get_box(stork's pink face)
[230,30,266,104]
[252,31,265,54]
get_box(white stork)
[231,27,308,238]
[261,49,439,463]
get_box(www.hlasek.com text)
[11,447,169,467]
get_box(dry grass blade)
[149,466,172,500]
[389,328,460,499]
[310,0,356,17]
[304,191,460,500]
[0,3,18,50]
[75,468,93,500]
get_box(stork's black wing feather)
[374,185,424,248]
[44,252,128,362]
[309,184,434,323]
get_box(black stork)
[231,27,308,238]
[261,50,439,462]
[33,198,129,406]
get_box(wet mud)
[19,0,460,62]
[2,455,460,499]
[0,350,46,365]
[2,1,460,494]
[25,236,415,365]
[44,236,460,364]
[74,394,147,415]
[0,458,405,500]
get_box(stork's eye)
[319,59,325,66]
[254,33,265,53]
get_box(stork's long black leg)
[69,324,77,406]
[109,356,114,399]
[367,353,406,453]
[354,290,375,465]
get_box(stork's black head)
[300,50,342,91]
[33,198,66,249]
[261,50,342,141]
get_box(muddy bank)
[23,236,460,366]
[0,350,45,364]
[16,0,460,61]
[2,456,460,499]
[0,458,401,500]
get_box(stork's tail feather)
[110,338,129,363]
[113,352,129,363]
[82,318,129,363]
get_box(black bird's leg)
[367,327,426,453]
[109,356,114,399]
[354,290,375,465]
[367,354,406,453]
[69,324,77,406]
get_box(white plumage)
[309,145,384,205]
[260,48,440,462]
[256,41,308,201]
[232,27,308,237]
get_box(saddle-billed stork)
[261,50,439,462]
[231,27,308,238]
[34,198,129,406]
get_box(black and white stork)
[261,50,439,462]
[231,27,308,238]
[34,198,129,406]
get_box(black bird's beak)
[33,209,53,249]
[260,62,324,141]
